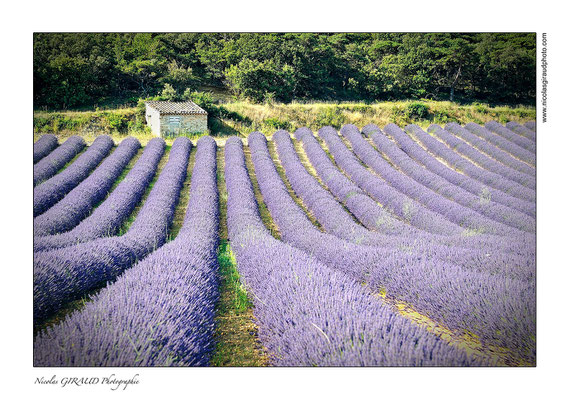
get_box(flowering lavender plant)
[34,135,114,216]
[466,123,535,166]
[506,121,536,142]
[226,135,483,366]
[34,137,218,366]
[34,137,165,252]
[485,120,535,153]
[34,137,141,236]
[427,124,535,191]
[400,124,534,216]
[33,134,58,164]
[34,137,190,323]
[33,135,86,186]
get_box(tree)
[33,32,536,109]
[225,59,296,103]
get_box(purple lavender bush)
[34,136,218,367]
[258,131,533,278]
[523,121,536,132]
[34,135,114,217]
[225,135,483,366]
[400,124,535,215]
[278,129,421,238]
[427,124,535,190]
[34,138,166,252]
[380,124,536,219]
[248,131,535,364]
[283,129,534,258]
[320,125,521,237]
[33,136,86,186]
[365,124,534,233]
[300,127,466,236]
[34,134,58,164]
[446,122,535,176]
[506,121,536,142]
[34,137,141,236]
[33,137,190,323]
[466,123,535,166]
[485,121,535,153]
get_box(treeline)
[34,33,536,109]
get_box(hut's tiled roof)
[145,101,207,115]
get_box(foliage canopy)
[34,33,536,109]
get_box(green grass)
[210,240,268,366]
[34,100,536,146]
[210,147,269,366]
[216,240,251,313]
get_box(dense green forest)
[33,33,536,109]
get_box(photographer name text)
[35,374,140,391]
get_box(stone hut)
[145,101,208,137]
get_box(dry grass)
[167,145,197,241]
[117,147,170,236]
[376,290,532,367]
[221,100,535,135]
[266,139,323,230]
[243,144,281,239]
[34,100,535,146]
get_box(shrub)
[315,107,345,129]
[159,84,181,101]
[432,109,458,124]
[473,103,489,114]
[263,117,291,131]
[405,102,430,120]
[106,112,129,133]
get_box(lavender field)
[33,121,536,367]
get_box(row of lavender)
[240,120,530,363]
[33,134,58,164]
[276,129,534,278]
[33,136,86,186]
[34,137,219,366]
[33,118,534,366]
[34,137,142,236]
[34,138,165,252]
[250,127,535,364]
[226,136,480,366]
[34,137,188,323]
[34,135,114,216]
